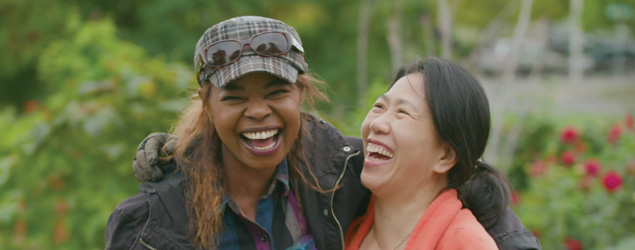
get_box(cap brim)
[208,55,299,88]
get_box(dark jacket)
[106,115,540,250]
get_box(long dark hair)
[392,57,510,229]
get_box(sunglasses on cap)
[197,31,305,84]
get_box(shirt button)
[323,209,329,216]
[343,146,351,152]
[260,234,268,242]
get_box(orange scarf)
[345,189,498,250]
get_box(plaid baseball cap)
[194,16,308,87]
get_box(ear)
[197,87,205,100]
[432,142,457,174]
[296,82,305,102]
[198,87,214,119]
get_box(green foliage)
[3,0,634,113]
[0,19,191,249]
[2,0,635,248]
[510,115,635,249]
[0,0,80,108]
[326,78,391,138]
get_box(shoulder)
[106,168,185,233]
[106,177,189,249]
[302,114,363,153]
[108,183,164,225]
[486,208,542,250]
[106,190,152,249]
[438,209,498,250]
[301,113,363,163]
[302,113,347,144]
[111,192,149,218]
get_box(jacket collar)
[298,114,361,188]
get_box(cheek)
[278,95,303,115]
[360,112,375,137]
[276,101,301,119]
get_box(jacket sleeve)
[105,193,149,250]
[344,136,371,218]
[486,207,541,250]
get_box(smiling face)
[205,72,303,171]
[360,73,455,197]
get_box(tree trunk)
[419,13,436,57]
[387,17,403,72]
[569,0,585,83]
[438,0,452,59]
[466,1,519,69]
[500,0,534,82]
[387,0,403,71]
[531,16,549,78]
[357,0,376,104]
[485,0,534,165]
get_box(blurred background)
[1,0,634,249]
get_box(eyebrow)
[377,94,418,110]
[223,84,244,91]
[265,78,290,88]
[223,78,289,91]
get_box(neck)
[370,176,447,249]
[221,147,278,200]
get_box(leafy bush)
[0,19,192,249]
[511,114,635,249]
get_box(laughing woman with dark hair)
[345,58,512,250]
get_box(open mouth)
[366,143,394,162]
[241,129,281,153]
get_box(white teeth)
[366,144,393,158]
[254,143,276,151]
[243,129,278,140]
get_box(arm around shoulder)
[486,208,541,250]
[105,193,149,250]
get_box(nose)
[369,113,391,135]
[244,98,271,120]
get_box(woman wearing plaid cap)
[106,16,367,250]
[106,16,540,250]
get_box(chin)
[360,171,384,191]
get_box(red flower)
[560,126,579,145]
[510,190,520,206]
[602,171,623,193]
[23,100,38,113]
[565,237,582,250]
[608,123,622,144]
[55,198,68,215]
[584,159,601,177]
[561,151,576,166]
[626,114,634,130]
[529,160,548,176]
[54,220,69,243]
